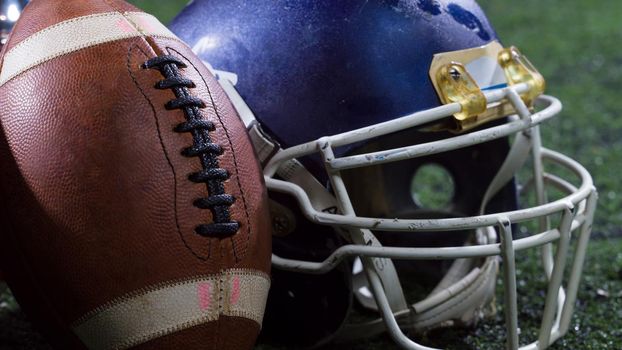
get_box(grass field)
[1,0,620,349]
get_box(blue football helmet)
[171,1,596,349]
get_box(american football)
[0,0,271,349]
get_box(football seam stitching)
[150,54,239,236]
[126,44,211,261]
[169,47,253,263]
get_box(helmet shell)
[170,0,499,151]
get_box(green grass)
[1,0,621,349]
[127,0,187,24]
[478,0,622,237]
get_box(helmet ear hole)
[411,163,455,210]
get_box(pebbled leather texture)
[0,0,271,349]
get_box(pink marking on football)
[230,276,241,305]
[136,17,155,32]
[197,282,211,311]
[116,18,134,33]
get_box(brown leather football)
[0,0,271,349]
